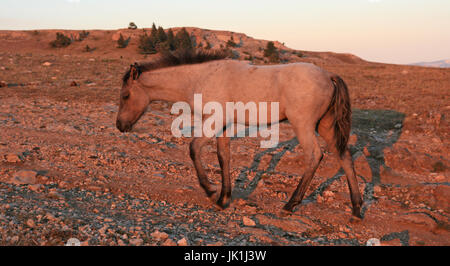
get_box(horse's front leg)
[190,137,216,197]
[216,137,231,208]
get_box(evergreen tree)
[263,41,279,63]
[150,23,158,43]
[166,29,176,51]
[117,33,130,48]
[175,28,193,50]
[138,31,157,54]
[157,26,167,43]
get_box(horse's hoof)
[350,215,363,224]
[352,208,363,219]
[278,208,293,218]
[282,203,295,213]
[216,196,231,209]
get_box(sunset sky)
[1,0,449,64]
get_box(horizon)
[1,0,449,65]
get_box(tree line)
[137,23,194,54]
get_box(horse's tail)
[328,74,352,157]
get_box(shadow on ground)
[232,109,406,219]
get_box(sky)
[0,0,449,64]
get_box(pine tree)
[117,33,130,48]
[157,26,167,43]
[166,29,176,51]
[138,31,157,54]
[175,28,193,50]
[264,41,279,63]
[150,23,158,43]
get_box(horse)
[116,49,363,218]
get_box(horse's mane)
[122,49,228,85]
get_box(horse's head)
[116,63,150,132]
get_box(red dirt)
[0,28,448,246]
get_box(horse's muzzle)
[116,119,131,132]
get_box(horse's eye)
[122,93,130,100]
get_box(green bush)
[226,36,237,48]
[263,41,279,63]
[78,30,90,41]
[50,32,72,48]
[117,34,131,48]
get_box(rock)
[323,191,335,198]
[366,238,381,246]
[316,195,324,203]
[0,81,6,87]
[47,191,64,200]
[28,184,43,192]
[45,212,57,222]
[433,186,450,212]
[129,238,144,246]
[42,62,52,67]
[4,153,21,163]
[363,146,371,157]
[26,218,35,228]
[434,175,445,182]
[242,216,256,227]
[98,225,108,235]
[373,185,382,194]
[11,170,37,185]
[58,181,69,189]
[177,238,188,246]
[151,230,168,241]
[111,32,123,41]
[162,238,176,246]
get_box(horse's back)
[200,60,334,110]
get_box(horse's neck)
[139,66,203,103]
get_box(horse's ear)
[129,64,139,81]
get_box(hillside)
[0,27,367,66]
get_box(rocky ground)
[0,28,449,246]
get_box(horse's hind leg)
[216,137,231,208]
[190,137,216,197]
[318,115,363,218]
[284,125,323,212]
